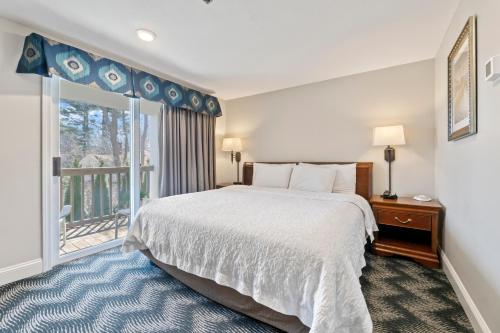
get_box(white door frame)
[41,76,60,272]
[130,98,141,217]
[41,77,140,271]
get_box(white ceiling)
[0,0,459,100]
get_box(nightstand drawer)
[377,209,432,231]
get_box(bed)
[122,162,376,333]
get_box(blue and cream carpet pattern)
[0,248,472,332]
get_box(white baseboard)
[0,258,43,287]
[441,250,492,333]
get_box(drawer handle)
[395,217,412,224]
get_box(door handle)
[394,216,412,224]
[53,157,61,177]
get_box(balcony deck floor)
[60,226,129,255]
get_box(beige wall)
[215,101,232,183]
[222,60,436,196]
[435,0,500,331]
[0,31,42,268]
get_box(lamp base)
[381,191,398,200]
[384,146,395,162]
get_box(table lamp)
[222,138,243,184]
[373,125,406,199]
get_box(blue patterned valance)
[17,33,134,95]
[132,70,221,115]
[16,33,222,117]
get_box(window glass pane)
[59,79,131,255]
[59,100,130,168]
[139,99,161,204]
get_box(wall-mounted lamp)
[373,125,406,199]
[222,138,243,184]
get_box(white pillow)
[299,163,357,194]
[252,163,295,188]
[288,164,337,193]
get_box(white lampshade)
[222,138,242,152]
[373,125,406,146]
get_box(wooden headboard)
[242,162,373,200]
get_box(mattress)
[123,185,377,332]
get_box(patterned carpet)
[0,248,472,333]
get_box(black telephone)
[382,191,398,200]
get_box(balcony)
[59,165,154,255]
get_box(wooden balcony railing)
[60,165,154,228]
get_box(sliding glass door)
[57,79,133,257]
[138,99,161,205]
[47,78,160,264]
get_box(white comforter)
[122,186,377,333]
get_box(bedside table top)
[370,195,442,210]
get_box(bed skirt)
[141,250,310,333]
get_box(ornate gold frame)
[448,16,477,141]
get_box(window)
[57,80,159,256]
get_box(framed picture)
[448,16,477,141]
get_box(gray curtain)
[158,106,216,196]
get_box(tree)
[82,108,89,156]
[60,99,135,217]
[63,159,83,222]
[141,115,149,165]
[121,111,129,166]
[109,110,122,167]
[92,162,111,217]
[118,173,130,210]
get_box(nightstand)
[370,196,443,268]
[215,183,233,189]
